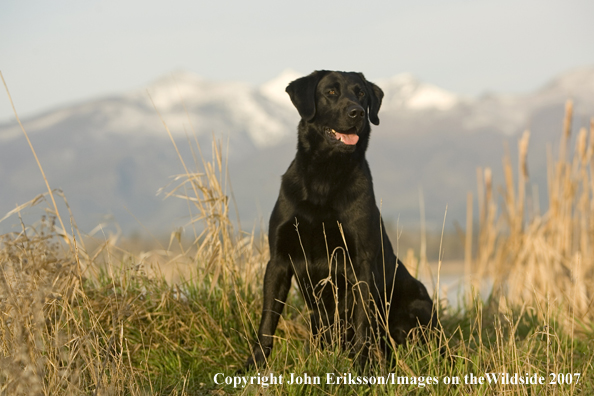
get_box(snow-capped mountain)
[1,67,593,236]
[0,71,299,158]
[378,73,460,111]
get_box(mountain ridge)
[1,66,593,235]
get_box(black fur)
[245,70,435,369]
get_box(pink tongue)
[335,132,359,145]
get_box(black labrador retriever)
[246,70,435,369]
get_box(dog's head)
[286,70,384,152]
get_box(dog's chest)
[274,207,358,279]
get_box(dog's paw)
[243,343,270,372]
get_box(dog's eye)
[358,91,365,97]
[328,89,337,96]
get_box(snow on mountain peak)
[378,73,459,111]
[121,70,297,149]
[539,66,594,100]
[137,70,228,111]
[259,69,302,108]
[407,84,459,111]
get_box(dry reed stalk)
[475,167,497,284]
[502,143,516,222]
[464,192,473,303]
[517,130,530,232]
[471,101,594,329]
[0,72,70,249]
[476,167,485,232]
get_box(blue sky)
[1,0,593,123]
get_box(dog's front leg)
[245,257,292,370]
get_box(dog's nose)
[348,105,365,119]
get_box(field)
[1,99,593,395]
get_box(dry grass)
[0,140,258,395]
[469,101,594,332]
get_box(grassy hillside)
[0,103,592,395]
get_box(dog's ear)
[285,70,329,121]
[359,73,384,126]
[367,82,384,126]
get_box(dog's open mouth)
[324,127,359,145]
